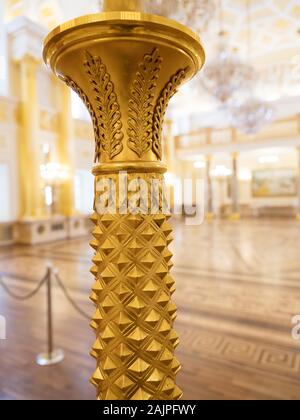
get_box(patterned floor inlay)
[0,218,300,400]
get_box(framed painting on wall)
[252,169,297,198]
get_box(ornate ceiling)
[208,0,300,64]
[3,0,300,127]
[4,0,300,62]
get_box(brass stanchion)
[36,265,65,366]
[43,1,205,400]
[0,265,90,365]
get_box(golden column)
[229,152,240,221]
[205,155,214,221]
[57,82,75,216]
[18,56,43,218]
[43,0,205,400]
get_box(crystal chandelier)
[201,0,252,104]
[99,1,215,33]
[230,98,274,135]
[182,0,216,33]
[229,0,275,134]
[145,0,216,33]
[143,0,182,20]
[201,52,253,104]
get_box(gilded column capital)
[22,54,41,68]
[44,13,204,168]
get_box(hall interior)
[0,0,300,401]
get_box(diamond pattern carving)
[90,208,182,400]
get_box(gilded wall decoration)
[0,99,18,126]
[39,110,59,133]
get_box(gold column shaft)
[43,11,205,400]
[205,155,214,220]
[57,82,75,216]
[103,0,142,12]
[230,152,240,221]
[18,56,43,218]
[90,175,181,400]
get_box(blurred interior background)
[0,0,300,400]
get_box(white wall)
[0,164,11,222]
[75,169,94,215]
[73,129,95,215]
[0,1,8,96]
[0,98,19,221]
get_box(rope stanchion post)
[36,265,65,366]
[1,264,90,365]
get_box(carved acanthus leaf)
[64,76,101,163]
[128,49,162,158]
[84,51,124,160]
[152,69,188,160]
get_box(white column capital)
[7,16,46,62]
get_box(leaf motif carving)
[84,51,124,160]
[64,76,101,163]
[128,49,162,158]
[152,69,188,160]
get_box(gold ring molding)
[92,162,168,175]
[43,7,205,401]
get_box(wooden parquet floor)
[0,218,300,400]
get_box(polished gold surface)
[89,192,181,400]
[103,0,142,12]
[43,6,204,400]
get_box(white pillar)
[229,152,240,221]
[0,0,8,96]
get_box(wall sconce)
[40,163,70,215]
[193,161,205,169]
[238,169,252,182]
[165,171,176,187]
[40,163,70,184]
[258,155,279,164]
[211,165,232,178]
